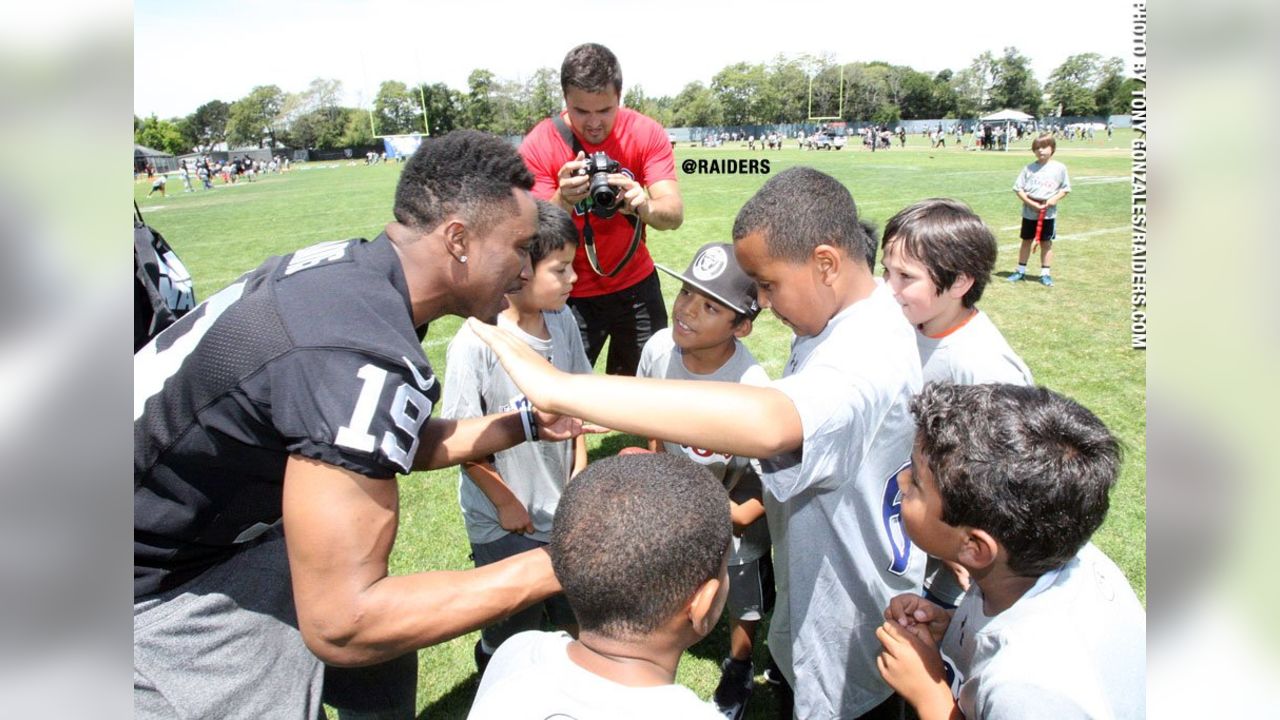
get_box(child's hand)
[468,318,565,409]
[884,593,951,645]
[533,409,608,443]
[876,621,956,719]
[496,499,534,535]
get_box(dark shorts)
[567,269,668,376]
[727,553,775,621]
[1020,216,1057,241]
[471,533,575,648]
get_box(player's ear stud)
[459,255,468,264]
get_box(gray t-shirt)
[939,543,1146,719]
[761,281,925,718]
[918,309,1034,606]
[1013,159,1071,219]
[636,328,771,565]
[441,309,591,545]
[918,310,1034,387]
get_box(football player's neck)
[385,221,464,327]
[500,301,548,339]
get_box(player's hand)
[884,593,951,646]
[876,621,955,715]
[1045,196,1059,208]
[496,499,535,535]
[467,318,565,409]
[556,152,589,206]
[608,174,649,220]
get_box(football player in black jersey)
[134,131,596,719]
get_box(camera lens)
[590,177,616,208]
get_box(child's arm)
[877,620,962,720]
[466,319,803,459]
[1043,187,1069,208]
[730,498,765,536]
[462,460,534,534]
[1015,189,1044,211]
[646,437,663,453]
[571,436,587,479]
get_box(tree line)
[135,49,1137,155]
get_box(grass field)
[137,129,1143,718]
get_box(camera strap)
[551,113,644,278]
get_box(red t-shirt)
[520,108,677,297]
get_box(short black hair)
[392,130,533,237]
[881,198,997,308]
[731,166,877,268]
[911,383,1122,577]
[531,199,578,266]
[560,43,623,96]
[551,453,730,640]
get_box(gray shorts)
[134,527,416,719]
[133,528,324,720]
[727,553,775,622]
[471,533,576,648]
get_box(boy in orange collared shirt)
[880,197,1033,609]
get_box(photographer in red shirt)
[520,43,683,376]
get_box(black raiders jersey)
[134,235,440,597]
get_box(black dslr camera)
[580,151,622,218]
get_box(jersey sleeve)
[440,323,492,422]
[268,348,435,478]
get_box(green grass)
[138,129,1143,718]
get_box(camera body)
[580,151,622,218]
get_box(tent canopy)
[135,144,173,158]
[980,109,1034,122]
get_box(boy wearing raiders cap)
[637,243,772,720]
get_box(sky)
[134,0,1134,120]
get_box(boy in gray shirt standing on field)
[638,242,772,720]
[442,200,592,670]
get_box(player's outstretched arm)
[411,411,593,472]
[466,318,803,458]
[876,621,962,720]
[283,456,560,666]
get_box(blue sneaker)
[1040,274,1053,287]
[1007,271,1026,282]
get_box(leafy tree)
[374,80,422,135]
[464,69,497,132]
[1046,53,1102,116]
[671,81,723,127]
[712,62,767,126]
[990,47,1042,114]
[417,82,464,135]
[340,108,376,147]
[525,67,562,127]
[226,85,285,147]
[135,114,187,155]
[767,55,810,124]
[1091,57,1129,116]
[182,100,230,152]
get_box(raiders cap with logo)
[656,242,760,319]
